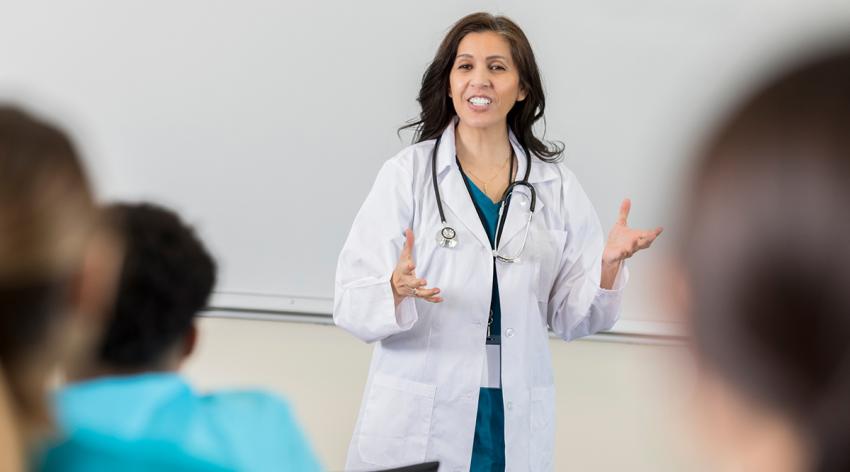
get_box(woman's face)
[449,31,527,132]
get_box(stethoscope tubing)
[431,133,536,255]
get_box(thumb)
[617,198,631,225]
[400,228,415,260]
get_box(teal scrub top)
[461,172,507,472]
[39,373,322,472]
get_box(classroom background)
[3,0,849,469]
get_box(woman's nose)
[470,68,492,88]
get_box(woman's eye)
[490,64,506,71]
[457,64,472,70]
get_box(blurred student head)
[0,368,24,472]
[68,202,216,380]
[680,46,850,471]
[0,105,121,440]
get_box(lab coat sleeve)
[546,169,629,341]
[333,158,419,343]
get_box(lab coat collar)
[433,118,558,253]
[434,117,559,185]
[434,120,491,251]
[509,131,560,185]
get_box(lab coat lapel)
[496,135,554,250]
[434,122,492,252]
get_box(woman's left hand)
[600,198,662,289]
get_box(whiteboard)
[2,0,849,331]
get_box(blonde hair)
[0,105,100,436]
[0,368,23,472]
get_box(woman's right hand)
[391,229,443,307]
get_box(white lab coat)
[334,120,627,472]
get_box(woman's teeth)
[469,97,492,105]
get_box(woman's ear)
[517,87,527,102]
[182,323,198,360]
[69,229,123,328]
[62,228,124,378]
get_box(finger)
[423,295,444,303]
[395,260,416,278]
[642,227,663,243]
[404,277,426,286]
[398,256,417,275]
[617,199,631,225]
[402,277,425,292]
[400,228,415,260]
[414,287,440,298]
[639,231,657,244]
[635,229,662,251]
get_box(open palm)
[603,199,663,264]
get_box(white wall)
[183,317,700,471]
[5,1,849,326]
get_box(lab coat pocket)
[358,373,436,466]
[529,386,555,471]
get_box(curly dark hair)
[98,202,216,369]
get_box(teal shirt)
[461,174,503,340]
[462,174,506,472]
[39,373,322,472]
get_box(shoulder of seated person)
[199,389,292,415]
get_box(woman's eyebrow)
[455,53,509,61]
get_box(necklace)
[461,151,514,195]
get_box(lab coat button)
[505,328,514,338]
[506,401,513,410]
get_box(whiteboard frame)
[208,291,685,344]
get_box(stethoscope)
[432,134,537,263]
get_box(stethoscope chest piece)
[429,133,535,257]
[436,226,458,248]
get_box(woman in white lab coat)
[334,12,661,472]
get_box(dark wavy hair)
[98,203,216,369]
[682,47,850,472]
[400,12,563,161]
